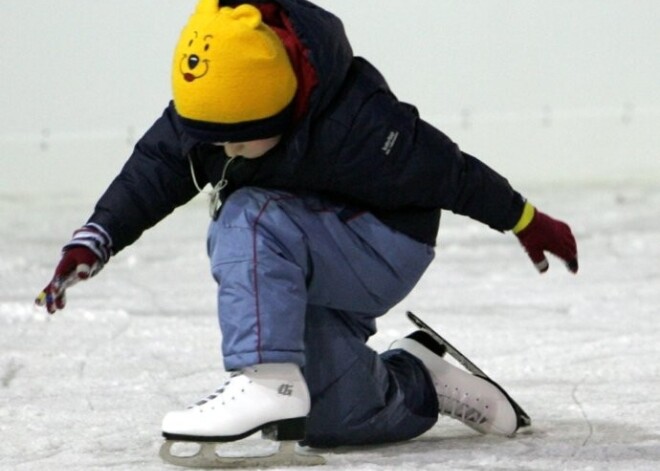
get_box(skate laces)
[437,387,487,426]
[188,370,247,408]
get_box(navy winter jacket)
[89,0,525,253]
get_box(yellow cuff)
[512,201,535,234]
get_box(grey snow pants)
[207,187,439,446]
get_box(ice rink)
[1,183,659,470]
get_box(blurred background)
[1,0,659,196]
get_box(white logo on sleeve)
[382,130,399,155]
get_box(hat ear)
[195,0,219,15]
[225,4,263,29]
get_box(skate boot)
[160,363,324,468]
[391,331,520,436]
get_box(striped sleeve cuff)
[63,223,113,263]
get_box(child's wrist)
[512,201,535,234]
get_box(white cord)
[188,153,207,193]
[188,152,236,218]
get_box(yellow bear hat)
[172,0,298,142]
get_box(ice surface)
[1,185,659,470]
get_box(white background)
[1,1,659,470]
[1,0,659,193]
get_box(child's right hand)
[35,224,111,314]
[35,247,102,314]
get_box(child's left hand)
[515,207,578,274]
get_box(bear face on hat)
[172,0,298,141]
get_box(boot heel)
[262,417,307,441]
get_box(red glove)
[514,203,578,274]
[35,224,111,314]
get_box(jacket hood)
[222,0,353,117]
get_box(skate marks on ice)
[322,422,659,471]
[0,302,217,470]
[2,186,660,469]
[1,357,24,388]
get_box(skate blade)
[160,440,326,468]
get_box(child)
[36,0,578,455]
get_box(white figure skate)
[160,363,325,468]
[391,312,531,436]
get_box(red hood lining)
[256,3,319,125]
